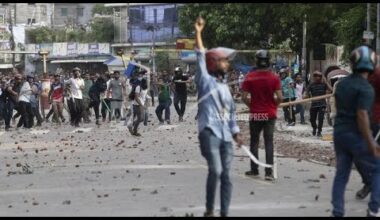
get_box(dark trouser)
[114,108,121,119]
[332,131,380,216]
[310,106,325,133]
[13,111,21,120]
[101,98,111,120]
[0,100,3,122]
[46,107,54,119]
[132,105,144,133]
[249,119,276,175]
[198,128,233,216]
[155,99,172,122]
[282,98,296,123]
[150,89,155,106]
[89,100,100,120]
[2,100,14,128]
[82,97,91,122]
[17,101,33,128]
[144,108,148,126]
[356,124,380,187]
[31,102,43,125]
[68,98,83,126]
[174,93,187,117]
[295,104,305,123]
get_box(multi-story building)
[105,3,184,71]
[52,3,95,28]
[0,3,51,26]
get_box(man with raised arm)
[194,16,244,217]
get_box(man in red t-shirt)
[242,50,283,181]
[369,67,380,128]
[48,74,65,124]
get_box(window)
[27,18,36,25]
[61,8,68,16]
[77,8,84,17]
[163,7,177,23]
[129,8,144,24]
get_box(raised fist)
[194,16,205,32]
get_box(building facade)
[52,3,95,28]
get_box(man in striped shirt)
[304,71,332,137]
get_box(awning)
[50,59,108,64]
[104,55,150,66]
[0,64,14,69]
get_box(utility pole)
[376,3,380,55]
[171,4,176,39]
[367,3,371,45]
[8,4,15,70]
[119,7,121,43]
[51,3,55,28]
[301,14,307,81]
[152,8,157,74]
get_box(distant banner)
[39,43,53,53]
[176,38,195,50]
[88,43,99,54]
[67,42,77,56]
[0,41,11,51]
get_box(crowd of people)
[0,66,197,136]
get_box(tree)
[155,51,170,72]
[92,4,113,16]
[26,26,54,43]
[87,17,114,43]
[178,3,356,56]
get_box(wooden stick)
[237,93,333,114]
[279,93,333,107]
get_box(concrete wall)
[15,3,50,25]
[53,3,95,27]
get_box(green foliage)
[335,4,366,62]
[92,4,113,16]
[88,17,114,43]
[178,3,364,58]
[25,18,114,44]
[155,51,170,72]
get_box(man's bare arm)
[242,91,250,108]
[195,17,205,51]
[274,89,283,106]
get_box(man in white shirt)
[294,73,306,124]
[128,72,148,136]
[65,67,85,127]
[17,74,33,129]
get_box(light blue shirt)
[281,76,295,99]
[195,49,240,142]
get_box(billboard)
[67,42,77,56]
[176,38,195,50]
[88,43,99,54]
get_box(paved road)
[0,103,369,217]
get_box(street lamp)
[38,50,49,73]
